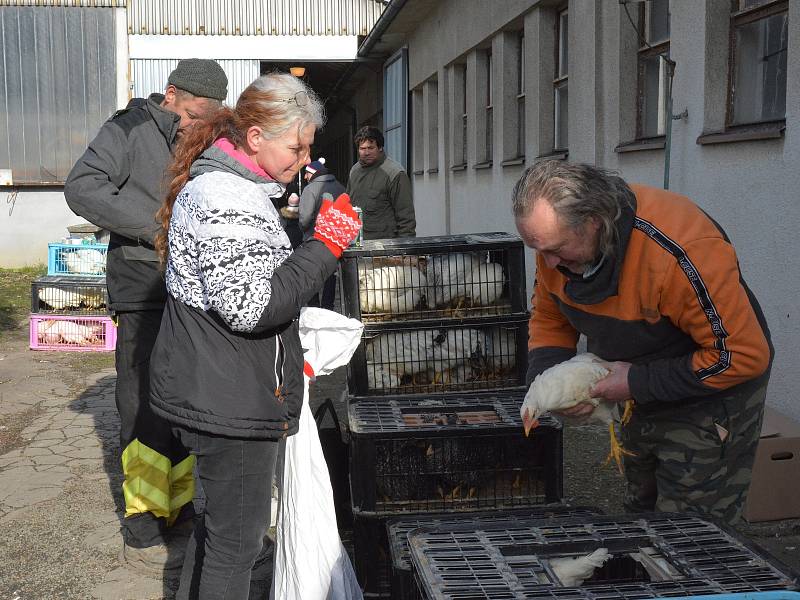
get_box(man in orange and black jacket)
[513,160,773,525]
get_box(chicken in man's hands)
[520,353,635,472]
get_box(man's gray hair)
[511,160,635,258]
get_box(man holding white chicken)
[513,160,773,525]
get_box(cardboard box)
[743,406,800,522]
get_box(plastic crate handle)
[313,398,343,434]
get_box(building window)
[637,0,671,138]
[383,48,409,170]
[448,63,468,169]
[728,0,788,126]
[485,49,493,162]
[426,79,439,171]
[412,87,424,173]
[517,32,526,158]
[553,8,568,151]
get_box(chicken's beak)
[522,408,540,437]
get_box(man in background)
[346,126,415,240]
[64,59,228,573]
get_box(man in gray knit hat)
[65,58,227,574]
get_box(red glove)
[313,193,362,258]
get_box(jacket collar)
[144,93,181,147]
[189,138,285,198]
[359,154,387,170]
[561,193,637,305]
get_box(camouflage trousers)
[621,379,768,526]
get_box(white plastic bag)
[270,308,364,600]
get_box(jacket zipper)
[274,334,286,403]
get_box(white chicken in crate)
[520,353,635,473]
[63,247,106,275]
[37,319,103,346]
[426,252,504,309]
[359,264,427,314]
[433,326,517,376]
[38,287,105,311]
[364,329,440,389]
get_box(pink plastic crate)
[29,314,116,352]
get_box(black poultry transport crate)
[30,276,109,315]
[348,314,529,397]
[352,506,602,600]
[385,506,604,600]
[407,513,800,600]
[339,233,527,323]
[347,391,562,515]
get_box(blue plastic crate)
[47,242,108,277]
[662,594,800,600]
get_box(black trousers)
[115,309,193,546]
[173,426,278,600]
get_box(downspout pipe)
[663,57,676,190]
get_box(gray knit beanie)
[167,59,228,101]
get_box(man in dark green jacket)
[346,126,415,240]
[64,59,227,573]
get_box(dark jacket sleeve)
[389,170,416,237]
[252,239,338,333]
[298,180,323,238]
[64,122,160,244]
[345,165,356,196]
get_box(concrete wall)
[1,190,83,267]
[352,0,799,418]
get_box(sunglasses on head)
[277,91,309,107]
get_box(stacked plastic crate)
[406,513,800,600]
[339,233,564,598]
[385,506,602,600]
[29,239,113,352]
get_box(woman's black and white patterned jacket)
[149,139,338,439]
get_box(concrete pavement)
[1,325,798,599]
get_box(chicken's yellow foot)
[450,485,461,500]
[604,421,636,474]
[620,399,635,425]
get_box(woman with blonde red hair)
[148,73,360,599]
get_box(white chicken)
[359,265,427,314]
[520,353,635,473]
[38,287,86,310]
[550,548,611,587]
[427,253,506,310]
[364,329,439,390]
[63,248,106,275]
[37,319,102,346]
[463,261,505,307]
[427,328,483,384]
[477,326,517,374]
[38,287,106,311]
[426,253,481,307]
